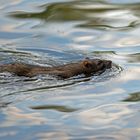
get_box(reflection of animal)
[0,58,112,78]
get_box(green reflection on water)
[92,51,116,54]
[10,1,114,21]
[9,0,140,30]
[123,92,140,102]
[127,53,140,63]
[30,105,78,112]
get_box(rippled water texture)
[0,0,140,140]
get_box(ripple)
[0,61,121,105]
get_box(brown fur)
[0,58,112,78]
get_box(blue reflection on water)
[0,0,140,140]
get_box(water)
[0,0,140,140]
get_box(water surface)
[0,0,140,140]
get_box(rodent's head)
[82,58,112,74]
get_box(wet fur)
[0,58,112,79]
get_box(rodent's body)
[0,58,112,78]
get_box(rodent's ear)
[83,60,92,68]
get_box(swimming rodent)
[0,58,112,79]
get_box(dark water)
[0,0,140,140]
